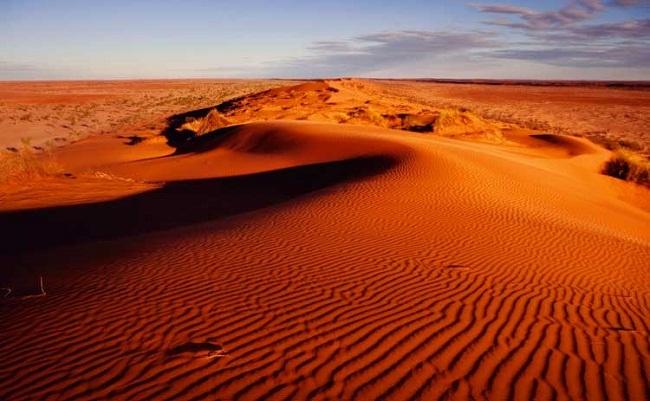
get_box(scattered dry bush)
[0,139,62,183]
[180,109,230,135]
[602,149,650,187]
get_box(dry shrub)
[0,140,62,184]
[180,109,230,135]
[343,106,387,127]
[602,149,650,187]
[434,109,503,142]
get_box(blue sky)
[1,0,649,80]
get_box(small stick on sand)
[38,276,46,296]
[15,276,47,300]
[207,348,229,359]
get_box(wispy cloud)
[272,30,496,77]
[490,45,650,67]
[472,0,605,30]
[0,60,165,80]
[611,0,650,6]
[0,61,39,73]
[260,0,649,78]
[569,18,650,38]
[468,0,650,70]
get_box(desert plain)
[0,79,649,401]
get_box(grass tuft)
[179,109,230,136]
[602,149,650,187]
[0,140,62,184]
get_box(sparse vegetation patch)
[602,149,650,187]
[0,140,62,183]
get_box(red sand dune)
[0,81,649,401]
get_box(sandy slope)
[1,93,649,400]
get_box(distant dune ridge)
[0,80,649,401]
[173,80,506,142]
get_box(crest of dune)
[176,80,506,143]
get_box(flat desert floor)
[0,79,649,401]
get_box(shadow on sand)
[0,155,396,255]
[0,153,396,296]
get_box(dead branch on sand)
[1,276,46,300]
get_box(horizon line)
[2,76,650,84]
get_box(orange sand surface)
[0,80,649,401]
[0,79,295,149]
[369,79,650,156]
